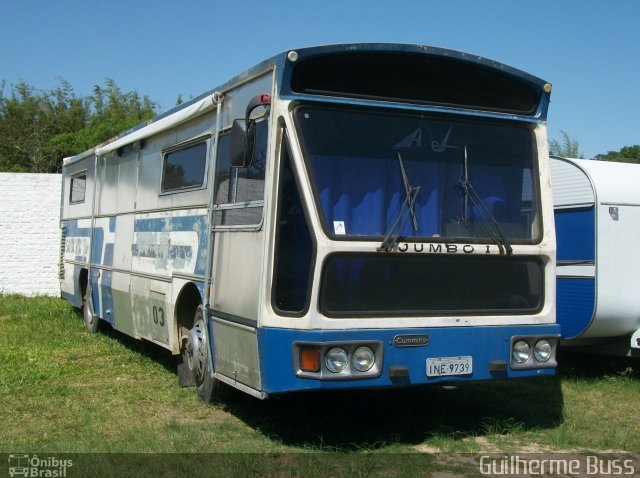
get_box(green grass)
[1,295,639,475]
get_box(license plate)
[427,356,472,377]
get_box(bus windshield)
[294,105,540,243]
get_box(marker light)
[352,346,375,372]
[325,347,348,373]
[512,340,531,363]
[300,347,320,372]
[533,340,552,362]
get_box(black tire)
[184,305,229,402]
[82,286,99,333]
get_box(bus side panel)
[135,115,213,214]
[130,275,172,347]
[60,156,95,307]
[210,231,263,320]
[212,318,261,390]
[60,263,81,307]
[109,213,134,333]
[60,218,92,307]
[86,217,115,325]
[61,157,95,221]
[210,232,264,391]
[96,154,119,217]
[112,271,135,337]
[258,325,560,394]
[125,209,208,349]
[131,210,208,279]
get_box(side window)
[161,141,207,193]
[70,172,87,204]
[272,132,314,314]
[213,119,268,226]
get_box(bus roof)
[63,43,550,166]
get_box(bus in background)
[551,156,640,357]
[59,44,560,401]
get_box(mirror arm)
[243,94,271,168]
[228,94,272,169]
[244,94,272,124]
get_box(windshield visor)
[295,106,540,242]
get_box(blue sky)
[2,0,638,158]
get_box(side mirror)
[228,94,271,168]
[229,119,249,167]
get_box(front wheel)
[183,305,229,402]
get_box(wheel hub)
[83,300,94,325]
[186,319,207,383]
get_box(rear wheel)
[82,286,99,333]
[184,305,229,402]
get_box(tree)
[594,145,640,164]
[0,79,157,173]
[0,80,84,172]
[549,130,583,158]
[66,79,157,155]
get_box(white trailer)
[551,156,640,356]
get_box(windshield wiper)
[458,146,513,255]
[399,152,420,232]
[378,153,421,252]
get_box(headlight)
[325,347,348,373]
[512,340,531,363]
[534,339,552,362]
[352,346,375,372]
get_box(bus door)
[208,104,270,391]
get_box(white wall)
[0,173,62,296]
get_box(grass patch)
[0,295,638,474]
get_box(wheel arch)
[78,268,89,305]
[174,282,203,352]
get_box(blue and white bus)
[60,44,560,401]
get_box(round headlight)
[512,340,531,363]
[534,339,552,362]
[325,347,348,373]
[352,346,375,372]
